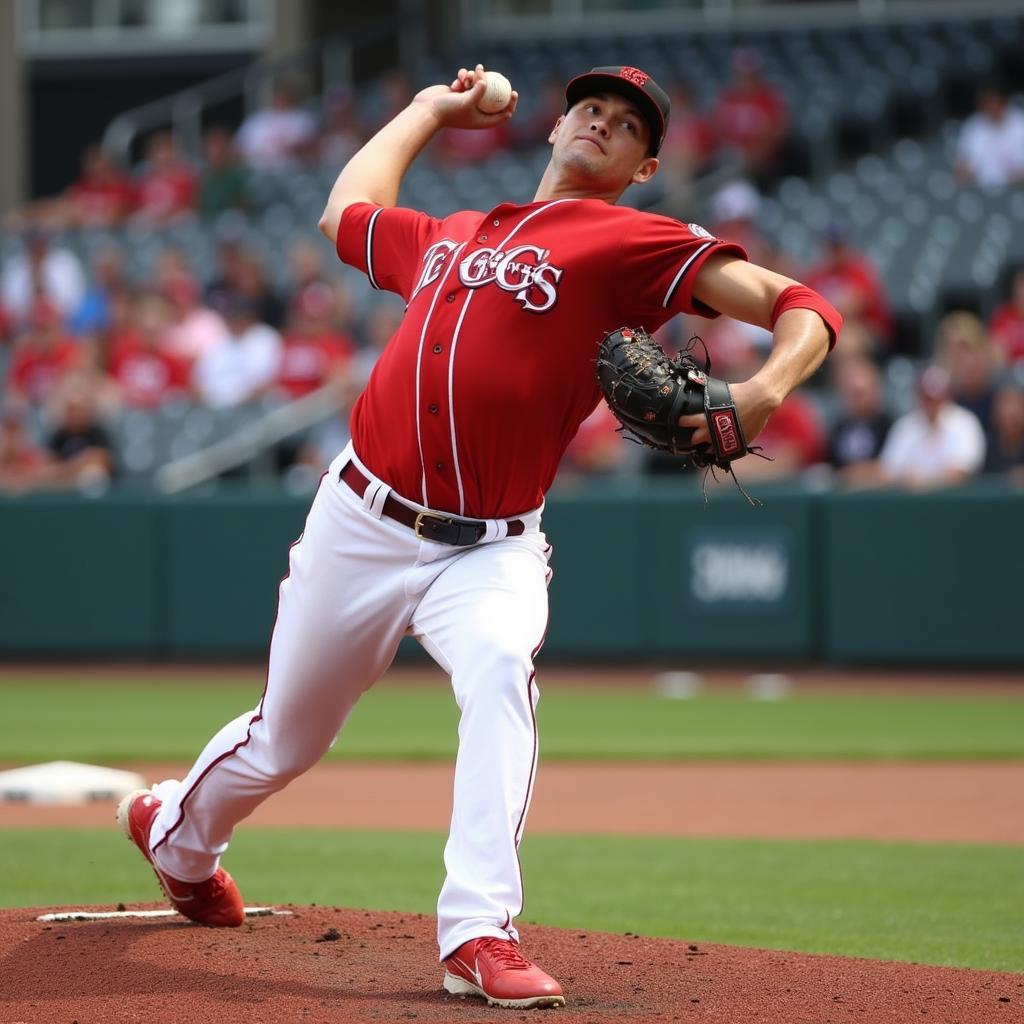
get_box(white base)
[0,761,146,805]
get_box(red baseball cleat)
[116,788,245,927]
[443,936,565,1009]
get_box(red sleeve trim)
[771,284,843,350]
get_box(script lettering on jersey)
[410,240,461,303]
[458,244,565,313]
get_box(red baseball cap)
[564,65,670,156]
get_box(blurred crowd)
[4,52,800,235]
[2,60,1023,496]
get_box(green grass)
[1,678,1024,763]
[3,828,1021,973]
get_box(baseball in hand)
[477,70,513,113]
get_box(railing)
[153,385,348,494]
[101,21,394,166]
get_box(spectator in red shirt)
[662,80,716,172]
[712,49,789,184]
[989,266,1024,366]
[737,390,825,480]
[431,120,512,167]
[277,281,356,400]
[558,401,629,479]
[0,410,47,493]
[5,145,135,232]
[65,145,137,228]
[107,293,190,409]
[132,131,198,226]
[804,225,892,348]
[658,80,717,218]
[6,299,82,408]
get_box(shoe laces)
[478,937,532,971]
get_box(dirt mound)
[0,905,1018,1023]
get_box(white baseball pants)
[147,444,552,958]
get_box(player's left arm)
[683,253,841,447]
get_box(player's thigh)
[411,534,551,685]
[260,473,418,748]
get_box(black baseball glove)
[595,326,766,502]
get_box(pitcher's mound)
[0,905,1018,1023]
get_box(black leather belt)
[340,462,525,547]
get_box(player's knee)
[252,733,325,782]
[463,645,535,704]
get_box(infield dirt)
[1,904,1020,1023]
[4,759,1023,843]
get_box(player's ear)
[631,156,659,185]
[548,115,565,145]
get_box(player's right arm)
[318,65,517,244]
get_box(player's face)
[549,93,658,191]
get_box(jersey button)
[432,344,443,354]
[477,234,488,242]
[435,461,445,472]
[428,403,439,414]
[446,293,456,302]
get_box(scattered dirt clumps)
[1,905,1019,1023]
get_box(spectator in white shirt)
[954,84,1024,188]
[235,78,317,172]
[192,296,282,409]
[1,229,86,328]
[879,365,986,489]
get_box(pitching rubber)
[442,970,566,1010]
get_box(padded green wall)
[1,482,1020,665]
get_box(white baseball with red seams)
[478,70,513,113]
[143,197,745,957]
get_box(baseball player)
[118,63,841,1009]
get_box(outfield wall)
[1,479,1019,665]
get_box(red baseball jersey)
[337,199,745,518]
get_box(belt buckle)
[414,509,451,540]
